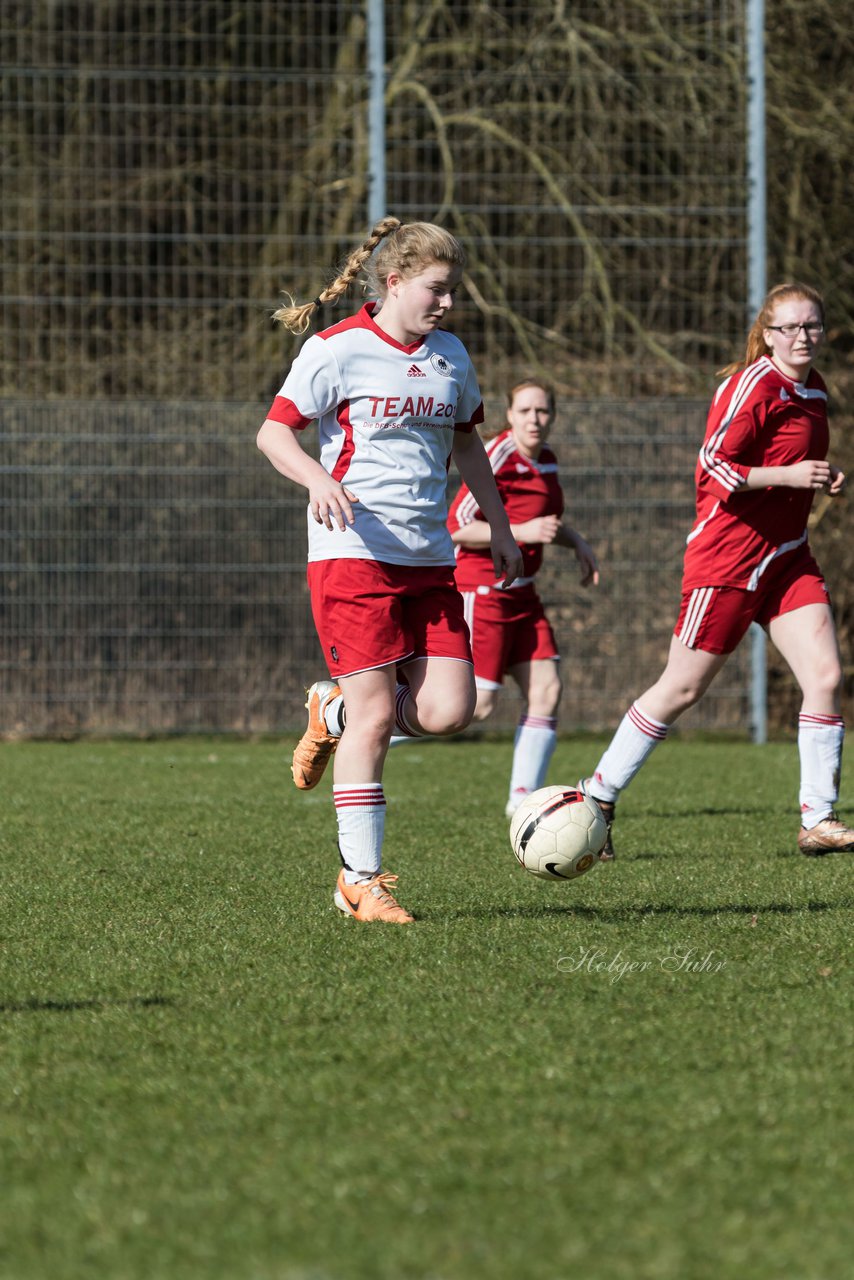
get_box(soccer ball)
[509,786,607,881]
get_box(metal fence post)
[747,0,768,745]
[367,0,386,224]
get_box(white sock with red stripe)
[588,701,670,803]
[394,682,429,738]
[508,713,557,811]
[798,712,844,828]
[323,694,346,737]
[333,783,385,882]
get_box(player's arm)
[256,419,358,531]
[740,460,838,492]
[451,513,562,547]
[703,384,841,498]
[553,524,600,587]
[450,519,493,547]
[452,430,523,586]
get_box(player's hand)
[571,535,600,587]
[515,514,561,545]
[308,481,359,530]
[492,531,524,588]
[787,460,833,490]
[827,465,846,495]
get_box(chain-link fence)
[0,397,751,736]
[0,1,778,735]
[3,1,748,402]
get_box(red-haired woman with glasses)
[580,282,851,860]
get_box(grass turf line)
[0,737,852,1280]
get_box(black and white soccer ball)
[509,786,607,881]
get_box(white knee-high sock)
[508,714,557,810]
[394,683,429,738]
[333,784,385,881]
[588,702,669,803]
[329,688,420,746]
[798,712,844,828]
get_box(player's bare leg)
[769,603,841,716]
[471,684,499,722]
[335,666,397,783]
[513,657,562,719]
[396,655,476,736]
[635,637,729,723]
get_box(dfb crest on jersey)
[430,353,453,377]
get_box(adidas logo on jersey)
[407,364,426,378]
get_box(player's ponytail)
[273,216,465,335]
[273,216,403,334]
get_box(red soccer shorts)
[458,582,558,687]
[676,550,830,655]
[306,558,473,679]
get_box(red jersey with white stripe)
[448,429,565,587]
[684,356,829,591]
[265,302,484,566]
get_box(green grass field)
[1,736,852,1280]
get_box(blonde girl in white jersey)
[257,217,522,922]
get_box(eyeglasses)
[765,322,824,338]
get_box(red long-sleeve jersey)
[684,356,829,591]
[448,429,565,587]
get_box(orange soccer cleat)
[333,870,415,924]
[291,680,342,790]
[798,814,854,856]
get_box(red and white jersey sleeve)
[684,356,829,590]
[448,430,565,587]
[265,302,484,566]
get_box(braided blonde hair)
[718,281,825,377]
[273,217,467,335]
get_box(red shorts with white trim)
[458,582,558,687]
[307,559,472,679]
[675,551,830,655]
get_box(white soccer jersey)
[266,302,484,566]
